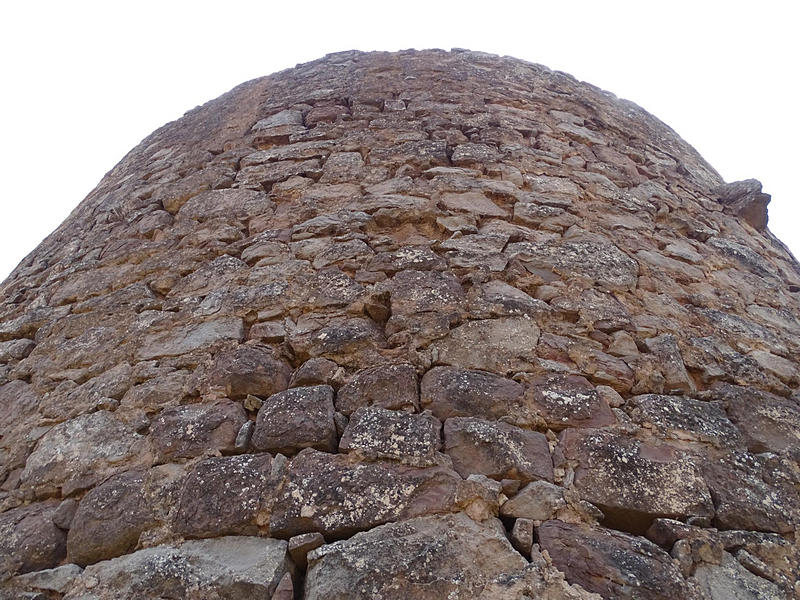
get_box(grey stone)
[500,481,566,521]
[304,513,526,599]
[62,536,292,600]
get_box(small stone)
[52,498,79,530]
[500,480,566,521]
[288,532,325,569]
[234,420,255,452]
[270,572,294,600]
[244,394,263,411]
[510,518,535,557]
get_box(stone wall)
[1,49,798,599]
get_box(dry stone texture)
[1,48,799,598]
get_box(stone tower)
[1,50,798,599]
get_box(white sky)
[1,1,798,282]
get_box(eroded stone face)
[304,513,527,600]
[0,502,66,580]
[20,411,153,498]
[1,48,799,599]
[61,536,291,600]
[443,417,553,483]
[538,520,692,600]
[558,428,714,531]
[339,406,442,465]
[251,385,337,454]
[270,449,495,539]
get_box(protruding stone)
[500,480,566,521]
[432,317,541,374]
[510,518,535,558]
[20,411,153,498]
[558,428,714,533]
[172,454,277,538]
[61,536,292,599]
[0,502,66,580]
[287,532,324,569]
[420,366,524,421]
[205,345,292,399]
[522,374,616,430]
[67,470,154,566]
[712,178,771,231]
[150,400,247,462]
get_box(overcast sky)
[1,1,797,282]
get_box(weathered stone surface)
[694,551,783,600]
[444,417,553,483]
[710,383,800,453]
[335,363,418,415]
[420,366,524,421]
[304,513,526,600]
[151,400,247,462]
[66,470,153,566]
[558,428,714,532]
[340,407,442,466]
[61,536,292,600]
[538,520,692,599]
[135,317,244,360]
[287,532,324,570]
[432,317,540,374]
[712,178,771,231]
[523,374,616,431]
[2,48,800,598]
[173,453,278,538]
[701,450,800,534]
[20,411,153,497]
[251,385,337,454]
[507,237,638,291]
[205,345,291,399]
[270,449,494,539]
[0,502,65,580]
[500,480,566,520]
[10,563,83,595]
